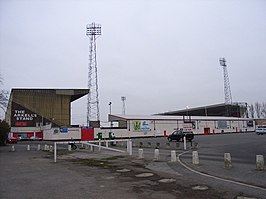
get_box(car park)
[167,130,194,142]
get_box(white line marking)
[177,151,266,192]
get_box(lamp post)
[109,102,112,128]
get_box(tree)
[254,102,261,118]
[249,104,255,118]
[261,102,266,118]
[0,75,8,113]
[0,119,10,145]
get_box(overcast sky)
[0,0,265,125]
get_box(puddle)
[135,173,154,178]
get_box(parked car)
[167,130,194,142]
[7,137,18,144]
[256,125,266,135]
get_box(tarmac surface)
[0,133,265,199]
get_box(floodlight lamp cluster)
[86,23,101,36]
[219,58,226,67]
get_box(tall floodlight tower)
[219,58,232,104]
[121,96,126,115]
[86,22,101,127]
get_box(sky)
[0,0,265,125]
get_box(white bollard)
[11,145,15,152]
[138,149,144,159]
[68,144,72,151]
[183,136,187,150]
[90,145,93,151]
[105,141,109,148]
[49,145,53,152]
[256,155,264,171]
[44,144,48,151]
[154,149,160,161]
[27,145,30,151]
[54,142,57,163]
[192,151,199,165]
[224,153,232,168]
[37,144,41,151]
[170,150,177,162]
[128,140,132,156]
[98,140,101,151]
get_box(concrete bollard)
[256,155,264,171]
[192,151,199,165]
[105,141,109,148]
[37,144,41,151]
[224,153,232,168]
[68,144,72,151]
[154,149,160,161]
[44,144,49,151]
[170,150,177,162]
[11,145,15,152]
[27,145,30,151]
[138,149,144,159]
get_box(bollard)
[138,149,144,159]
[99,140,101,151]
[126,140,132,155]
[256,155,264,171]
[68,144,72,151]
[49,145,53,152]
[154,149,160,161]
[44,144,49,151]
[106,141,109,148]
[37,144,41,151]
[170,150,177,162]
[27,145,30,151]
[11,145,15,152]
[90,145,93,151]
[224,153,232,168]
[183,136,187,150]
[192,151,199,165]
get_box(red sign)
[15,122,28,126]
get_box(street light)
[109,102,112,127]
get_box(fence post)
[183,136,187,150]
[54,142,57,163]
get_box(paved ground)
[0,133,265,199]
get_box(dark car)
[167,130,194,142]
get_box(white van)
[256,125,266,135]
